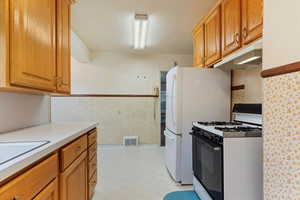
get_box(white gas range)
[191,104,263,200]
[192,121,262,138]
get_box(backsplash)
[232,67,263,105]
[0,92,50,133]
[51,96,159,145]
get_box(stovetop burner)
[197,121,242,126]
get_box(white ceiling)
[71,0,217,54]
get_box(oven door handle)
[202,142,221,151]
[196,135,222,150]
[212,147,221,151]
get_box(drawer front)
[88,155,97,180]
[33,178,58,200]
[61,135,88,171]
[88,143,97,161]
[89,171,97,200]
[88,130,97,147]
[0,153,58,200]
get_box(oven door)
[192,134,223,200]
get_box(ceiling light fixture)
[134,14,148,49]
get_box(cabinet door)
[0,154,58,200]
[193,25,205,68]
[222,0,242,57]
[60,152,87,200]
[204,5,221,67]
[57,0,71,93]
[242,0,263,45]
[33,179,59,200]
[9,0,56,91]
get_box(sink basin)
[0,141,50,165]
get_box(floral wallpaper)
[263,71,300,199]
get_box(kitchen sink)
[0,141,50,165]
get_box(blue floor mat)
[163,191,200,200]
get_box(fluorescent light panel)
[236,56,261,65]
[134,14,148,49]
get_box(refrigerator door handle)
[171,75,176,128]
[164,131,176,141]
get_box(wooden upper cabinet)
[192,0,263,67]
[192,24,205,68]
[9,0,57,91]
[0,0,74,94]
[222,0,242,57]
[57,0,71,94]
[204,5,222,67]
[242,0,263,45]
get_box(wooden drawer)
[60,135,87,171]
[88,155,97,180]
[88,171,97,200]
[33,178,58,200]
[0,153,58,200]
[88,130,97,147]
[88,143,97,161]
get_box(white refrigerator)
[164,66,231,184]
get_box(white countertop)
[0,122,98,183]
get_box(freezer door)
[166,68,179,134]
[164,129,181,182]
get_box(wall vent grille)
[123,136,139,146]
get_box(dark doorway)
[160,71,167,146]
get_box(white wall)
[0,92,50,133]
[51,97,159,144]
[263,0,300,70]
[232,67,263,104]
[52,52,193,144]
[71,52,192,94]
[71,31,91,63]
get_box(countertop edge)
[0,122,98,184]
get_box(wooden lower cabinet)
[60,135,87,171]
[87,129,98,200]
[33,178,59,200]
[88,172,97,200]
[60,152,88,200]
[0,129,98,200]
[0,153,58,200]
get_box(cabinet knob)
[12,196,20,200]
[76,145,81,152]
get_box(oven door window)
[193,135,223,200]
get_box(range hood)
[214,39,262,69]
